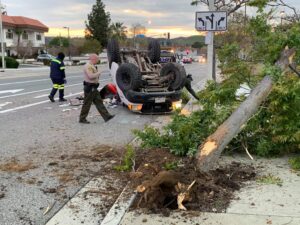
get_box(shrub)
[114,145,135,172]
[288,157,300,171]
[134,17,300,157]
[42,59,51,66]
[0,57,19,68]
[180,89,190,104]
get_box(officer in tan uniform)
[79,54,114,124]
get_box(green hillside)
[171,35,205,46]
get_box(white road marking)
[0,78,111,99]
[0,75,82,86]
[0,71,110,86]
[34,94,51,99]
[0,80,111,114]
[0,92,82,114]
[0,84,81,99]
[0,89,24,94]
[0,102,12,109]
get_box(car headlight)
[128,104,143,112]
[172,100,182,110]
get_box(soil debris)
[130,148,256,214]
[41,188,57,194]
[0,159,36,173]
[0,185,5,199]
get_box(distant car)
[182,56,192,64]
[37,54,54,62]
[192,55,206,63]
[160,50,178,64]
[198,55,206,63]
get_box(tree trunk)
[196,47,296,172]
[196,76,273,171]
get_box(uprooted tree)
[134,5,300,167]
[197,47,297,171]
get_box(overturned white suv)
[107,39,187,113]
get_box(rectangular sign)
[195,11,227,31]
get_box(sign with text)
[195,11,227,31]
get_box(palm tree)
[110,22,127,42]
[15,28,24,57]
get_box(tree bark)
[196,76,273,171]
[196,47,296,172]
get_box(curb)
[99,78,208,225]
[45,77,208,225]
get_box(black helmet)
[57,52,65,60]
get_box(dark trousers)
[185,83,199,100]
[79,86,111,121]
[50,78,64,99]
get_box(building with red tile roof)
[1,15,49,56]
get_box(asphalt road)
[0,62,209,225]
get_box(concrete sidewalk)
[44,65,300,225]
[121,211,300,225]
[120,155,300,225]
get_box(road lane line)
[0,71,110,86]
[34,94,49,99]
[0,89,24,94]
[0,92,83,114]
[0,80,111,114]
[0,83,81,99]
[0,102,12,109]
[0,75,81,86]
[0,78,111,99]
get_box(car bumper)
[124,90,182,113]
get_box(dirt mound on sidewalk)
[131,148,256,214]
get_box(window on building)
[22,31,29,40]
[36,33,42,41]
[6,29,13,39]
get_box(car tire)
[160,63,186,91]
[107,39,121,69]
[148,39,160,63]
[116,63,141,92]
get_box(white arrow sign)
[0,89,24,94]
[0,102,12,109]
[196,11,227,31]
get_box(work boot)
[48,95,55,102]
[79,119,90,124]
[105,115,115,123]
[59,98,67,102]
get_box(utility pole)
[244,2,247,33]
[0,0,5,71]
[207,0,216,81]
[133,26,136,49]
[63,26,71,61]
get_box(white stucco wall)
[3,28,15,47]
[3,27,46,48]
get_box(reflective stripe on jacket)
[50,58,65,80]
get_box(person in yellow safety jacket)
[48,52,67,102]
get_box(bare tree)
[267,0,300,22]
[191,0,250,15]
[21,42,33,59]
[191,0,300,20]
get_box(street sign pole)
[195,3,227,82]
[208,0,216,81]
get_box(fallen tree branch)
[196,47,296,172]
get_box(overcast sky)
[3,0,300,38]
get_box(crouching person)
[79,54,114,124]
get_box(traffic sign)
[195,11,227,31]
